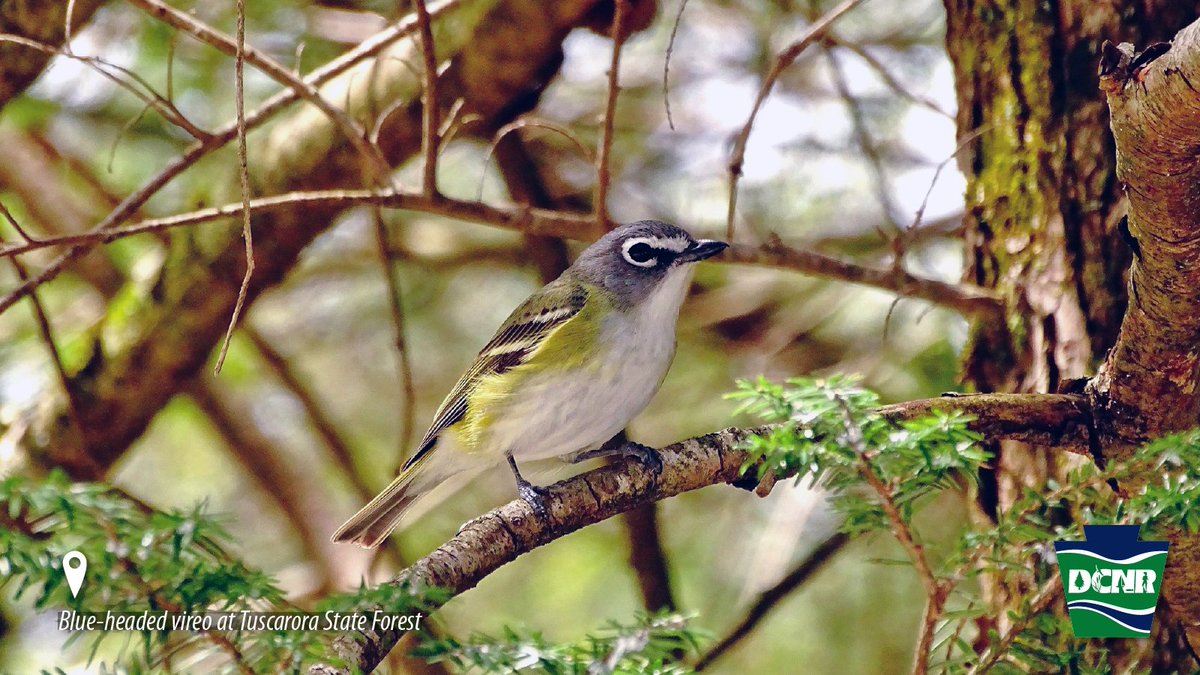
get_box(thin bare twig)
[908,125,989,235]
[165,30,176,102]
[107,102,152,174]
[881,125,988,338]
[372,208,417,458]
[7,257,85,447]
[246,329,375,502]
[411,0,440,195]
[594,0,630,228]
[0,33,210,140]
[63,0,79,48]
[488,129,575,286]
[0,1,458,317]
[214,0,254,375]
[942,600,974,665]
[0,188,1003,317]
[827,37,952,118]
[824,45,901,231]
[435,97,473,147]
[481,117,594,201]
[127,0,391,182]
[662,0,691,130]
[0,207,77,432]
[694,532,850,670]
[727,240,1002,318]
[0,190,600,254]
[0,199,40,243]
[725,0,866,242]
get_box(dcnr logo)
[1066,567,1157,595]
[1054,525,1168,639]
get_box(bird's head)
[570,220,728,308]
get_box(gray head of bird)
[568,220,728,308]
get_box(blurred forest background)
[1,0,1183,672]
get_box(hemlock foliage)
[4,377,1199,671]
[732,375,1200,672]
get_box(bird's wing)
[401,279,589,470]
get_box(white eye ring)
[621,238,659,268]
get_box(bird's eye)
[628,243,654,263]
[622,240,659,268]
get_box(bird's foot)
[572,441,663,476]
[516,478,551,520]
[507,451,551,519]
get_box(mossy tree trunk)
[944,0,1200,663]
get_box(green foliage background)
[1,0,987,672]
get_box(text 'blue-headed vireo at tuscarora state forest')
[332,220,728,548]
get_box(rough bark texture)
[313,393,1091,670]
[12,0,1200,667]
[945,0,1200,660]
[1089,19,1200,647]
[24,0,609,478]
[879,393,1092,454]
[0,0,105,106]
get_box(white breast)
[487,265,695,462]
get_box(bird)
[332,220,728,548]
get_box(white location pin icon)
[63,550,87,598]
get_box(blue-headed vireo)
[332,220,728,548]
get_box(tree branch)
[0,129,123,295]
[1090,25,1200,452]
[15,0,612,480]
[1088,17,1200,649]
[725,241,1003,318]
[126,0,391,180]
[212,0,254,375]
[246,328,375,503]
[489,125,575,283]
[621,501,676,613]
[1,189,1002,318]
[0,0,463,317]
[594,0,629,227]
[694,531,849,670]
[0,0,103,106]
[187,377,365,591]
[878,393,1092,455]
[725,0,866,241]
[411,0,441,196]
[312,391,1089,671]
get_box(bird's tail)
[332,454,442,548]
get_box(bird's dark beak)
[677,239,729,263]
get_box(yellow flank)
[452,283,610,453]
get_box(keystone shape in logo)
[1054,525,1168,639]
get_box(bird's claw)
[572,441,662,476]
[624,442,663,475]
[517,479,551,520]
